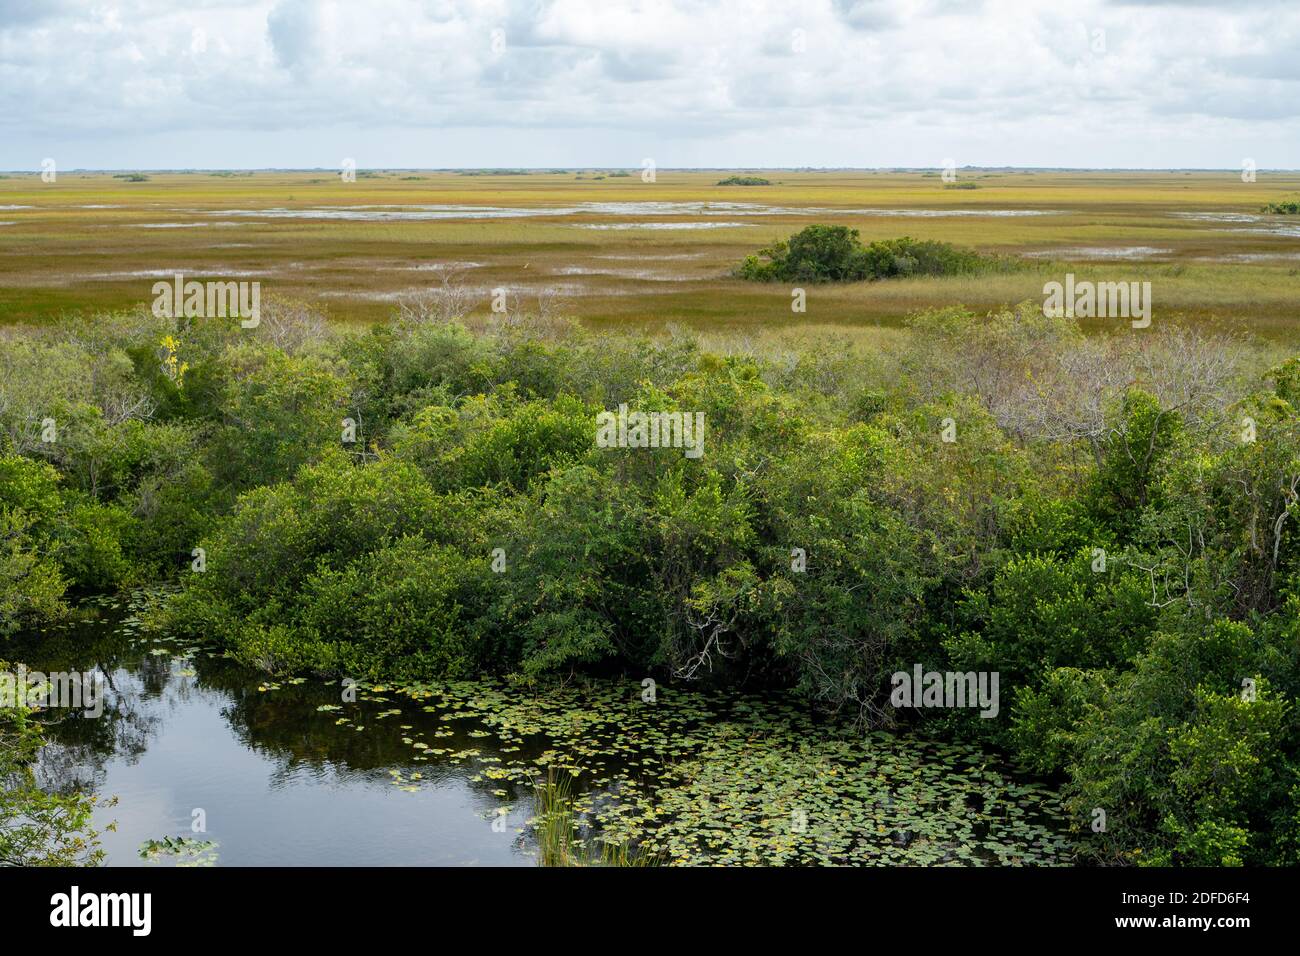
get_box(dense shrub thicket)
[735,225,1001,282]
[2,302,1299,866]
[1261,198,1300,215]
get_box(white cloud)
[0,0,1295,168]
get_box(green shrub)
[51,498,136,590]
[945,549,1155,722]
[289,538,488,680]
[1261,198,1300,214]
[208,344,353,489]
[3,303,1297,866]
[0,509,68,635]
[1052,620,1298,865]
[0,456,69,632]
[736,226,998,283]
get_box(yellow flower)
[159,335,188,388]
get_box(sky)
[0,0,1297,170]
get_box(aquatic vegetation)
[532,768,664,866]
[533,768,580,866]
[634,731,1073,866]
[139,835,220,867]
[347,676,1078,866]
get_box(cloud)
[0,0,1294,168]
[831,0,898,31]
[266,0,322,70]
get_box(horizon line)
[3,165,1298,174]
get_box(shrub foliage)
[2,301,1298,865]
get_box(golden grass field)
[3,169,1300,340]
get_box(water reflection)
[7,599,1076,867]
[13,607,534,866]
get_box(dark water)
[12,599,535,866]
[8,596,1077,867]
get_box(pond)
[7,594,1079,867]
